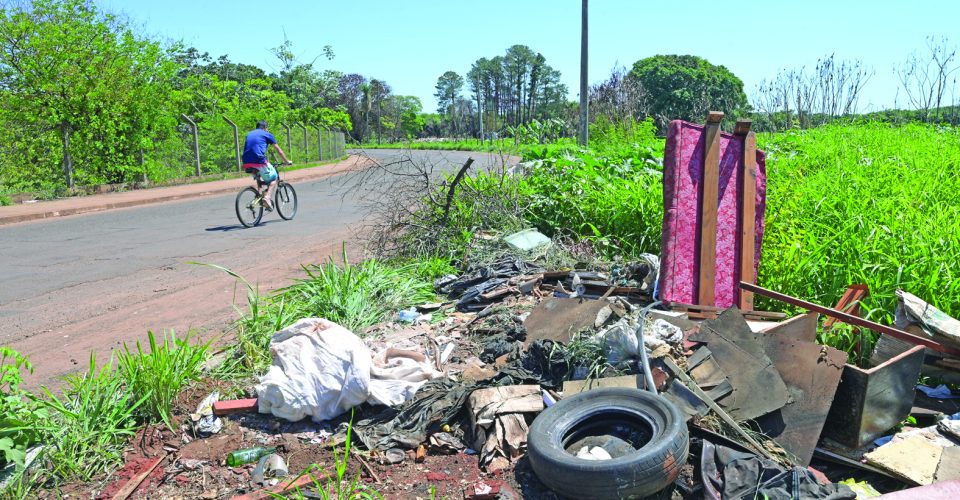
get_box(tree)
[629,55,748,129]
[0,0,180,188]
[434,71,464,135]
[896,36,958,123]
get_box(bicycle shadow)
[205,220,279,232]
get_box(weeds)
[40,353,143,482]
[817,323,878,367]
[200,250,440,374]
[116,330,209,429]
[281,415,382,500]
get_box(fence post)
[280,122,292,158]
[180,114,201,176]
[296,123,308,161]
[310,123,322,161]
[222,115,241,172]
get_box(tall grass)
[40,353,144,482]
[203,252,442,374]
[757,122,960,320]
[116,330,209,429]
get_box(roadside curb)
[0,156,368,227]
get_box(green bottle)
[226,446,277,467]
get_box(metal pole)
[280,122,292,157]
[296,123,308,161]
[180,114,201,176]
[311,123,322,161]
[222,115,240,172]
[578,0,589,146]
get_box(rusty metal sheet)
[522,297,608,346]
[823,335,925,448]
[690,308,789,421]
[756,312,846,465]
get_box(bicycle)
[235,163,298,228]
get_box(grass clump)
[116,330,209,429]
[40,353,143,482]
[203,251,443,374]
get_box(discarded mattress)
[658,119,767,308]
[256,318,442,422]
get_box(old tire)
[527,387,688,499]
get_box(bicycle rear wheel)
[275,182,298,220]
[235,187,264,227]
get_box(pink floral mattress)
[658,120,767,308]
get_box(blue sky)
[102,0,959,114]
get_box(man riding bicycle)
[242,120,291,211]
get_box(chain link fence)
[173,116,346,179]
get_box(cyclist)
[242,120,291,210]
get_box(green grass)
[200,250,443,374]
[757,122,960,322]
[40,353,144,483]
[116,330,210,429]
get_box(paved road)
[0,150,511,388]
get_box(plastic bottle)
[226,446,277,467]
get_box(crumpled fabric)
[701,439,856,500]
[368,347,444,406]
[256,318,442,423]
[257,318,372,423]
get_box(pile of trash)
[123,237,960,499]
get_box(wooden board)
[522,297,609,346]
[689,307,789,421]
[736,121,757,311]
[697,111,724,306]
[757,312,846,465]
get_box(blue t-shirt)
[242,129,277,164]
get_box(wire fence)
[176,116,347,178]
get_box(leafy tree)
[0,0,180,188]
[435,71,464,135]
[629,54,747,128]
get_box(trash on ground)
[468,385,544,472]
[250,454,288,486]
[190,391,223,436]
[503,228,552,252]
[895,289,960,347]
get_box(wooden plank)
[663,357,786,464]
[759,311,819,343]
[739,281,960,357]
[110,456,165,500]
[757,313,846,465]
[698,112,724,306]
[666,301,786,320]
[733,119,753,136]
[823,284,869,328]
[737,129,757,311]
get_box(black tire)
[527,388,688,499]
[235,187,263,228]
[275,182,297,220]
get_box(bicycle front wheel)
[235,187,264,227]
[275,182,298,220]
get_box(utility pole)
[579,0,589,146]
